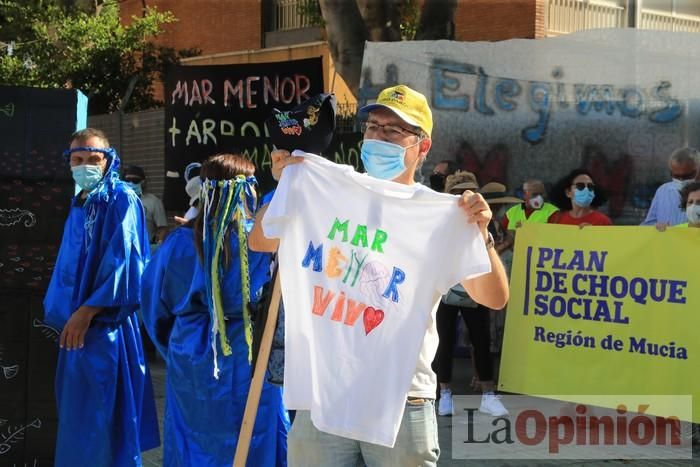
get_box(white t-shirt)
[263,152,490,447]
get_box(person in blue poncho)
[140,153,289,467]
[43,128,160,466]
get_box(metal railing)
[546,0,627,36]
[639,9,700,33]
[271,0,317,31]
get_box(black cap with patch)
[265,93,336,154]
[123,165,146,181]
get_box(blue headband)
[201,175,259,378]
[65,146,123,248]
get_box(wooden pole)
[233,270,282,467]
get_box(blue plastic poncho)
[43,148,160,466]
[141,226,289,467]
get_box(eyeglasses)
[572,182,595,191]
[361,121,421,142]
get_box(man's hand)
[271,149,304,181]
[173,215,189,225]
[60,306,100,350]
[458,190,493,239]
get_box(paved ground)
[142,353,698,466]
[142,355,166,467]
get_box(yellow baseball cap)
[360,85,433,137]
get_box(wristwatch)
[485,232,495,250]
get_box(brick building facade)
[455,0,546,41]
[116,0,548,106]
[119,0,263,55]
[119,1,547,57]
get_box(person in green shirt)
[498,179,559,253]
[502,179,559,230]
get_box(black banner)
[0,86,79,292]
[0,86,84,465]
[164,58,325,209]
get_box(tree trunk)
[357,0,402,42]
[320,0,456,97]
[319,0,368,97]
[415,0,457,40]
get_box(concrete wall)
[359,30,700,224]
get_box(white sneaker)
[479,392,509,416]
[438,389,454,416]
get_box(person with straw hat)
[479,181,521,256]
[444,170,479,195]
[433,177,516,419]
[478,181,523,362]
[479,181,526,207]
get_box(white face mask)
[672,178,693,189]
[528,195,544,209]
[687,204,700,224]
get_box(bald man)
[503,179,558,230]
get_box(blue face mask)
[360,139,412,180]
[71,164,104,192]
[573,187,595,207]
[126,181,143,196]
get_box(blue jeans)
[288,400,440,466]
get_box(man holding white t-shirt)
[250,85,509,466]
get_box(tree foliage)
[316,0,457,97]
[0,0,199,114]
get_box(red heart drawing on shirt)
[363,307,384,335]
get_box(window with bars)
[269,0,322,32]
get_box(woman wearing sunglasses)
[549,169,613,226]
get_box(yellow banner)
[499,223,699,423]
